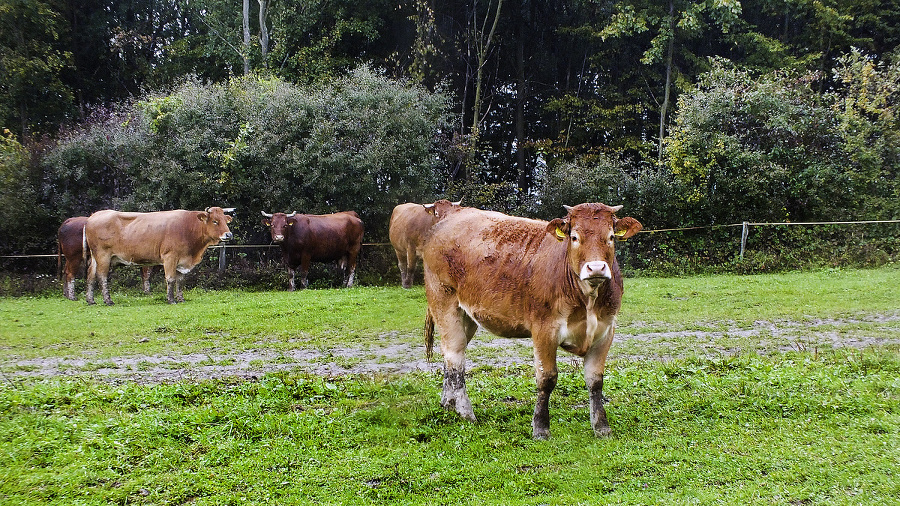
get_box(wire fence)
[2,220,898,273]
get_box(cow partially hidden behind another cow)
[261,210,364,290]
[422,203,642,439]
[389,200,462,288]
[57,216,156,301]
[84,207,234,305]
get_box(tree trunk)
[471,0,503,145]
[258,0,270,68]
[658,0,675,166]
[515,18,527,192]
[242,0,251,74]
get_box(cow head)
[423,199,463,221]
[261,211,297,243]
[201,207,234,242]
[546,203,642,295]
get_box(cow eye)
[213,220,219,225]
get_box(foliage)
[40,68,451,247]
[830,48,900,218]
[0,130,46,253]
[0,0,73,138]
[666,60,862,225]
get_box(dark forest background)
[1,0,898,276]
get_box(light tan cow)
[388,200,461,288]
[57,216,156,301]
[84,207,233,305]
[422,203,642,438]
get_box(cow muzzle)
[221,232,233,241]
[580,261,611,285]
[272,234,284,243]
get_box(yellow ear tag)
[615,229,627,237]
[555,227,566,240]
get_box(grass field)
[1,267,899,504]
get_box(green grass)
[1,266,898,362]
[1,354,898,505]
[0,266,899,504]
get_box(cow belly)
[459,303,531,339]
[112,255,159,267]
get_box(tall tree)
[0,0,73,138]
[598,0,742,165]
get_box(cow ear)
[197,211,209,223]
[423,203,436,216]
[614,217,643,240]
[547,218,569,241]
[262,219,271,227]
[225,215,233,223]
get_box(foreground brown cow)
[57,216,155,300]
[389,200,461,288]
[423,203,642,438]
[261,210,364,290]
[84,207,233,305]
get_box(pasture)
[1,267,899,504]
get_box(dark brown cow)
[422,203,642,439]
[261,211,364,290]
[84,207,233,305]
[389,200,462,288]
[57,216,155,300]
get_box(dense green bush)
[40,67,451,246]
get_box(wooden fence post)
[740,221,749,261]
[218,244,227,273]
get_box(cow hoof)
[593,426,612,438]
[533,428,550,440]
[441,399,477,422]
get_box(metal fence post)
[740,221,749,261]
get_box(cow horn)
[286,211,297,218]
[261,211,273,218]
[453,200,462,206]
[222,207,236,213]
[609,205,623,213]
[205,207,212,213]
[423,203,435,209]
[563,205,574,213]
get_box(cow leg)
[532,335,559,439]
[344,254,358,288]
[141,267,152,294]
[163,261,181,304]
[429,291,478,421]
[287,266,296,291]
[584,325,615,437]
[89,257,113,306]
[85,258,98,305]
[298,257,310,289]
[404,248,417,288]
[174,272,186,303]
[396,249,410,288]
[64,264,77,301]
[65,277,76,301]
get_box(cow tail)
[82,227,89,279]
[424,308,435,362]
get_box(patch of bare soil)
[3,314,898,384]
